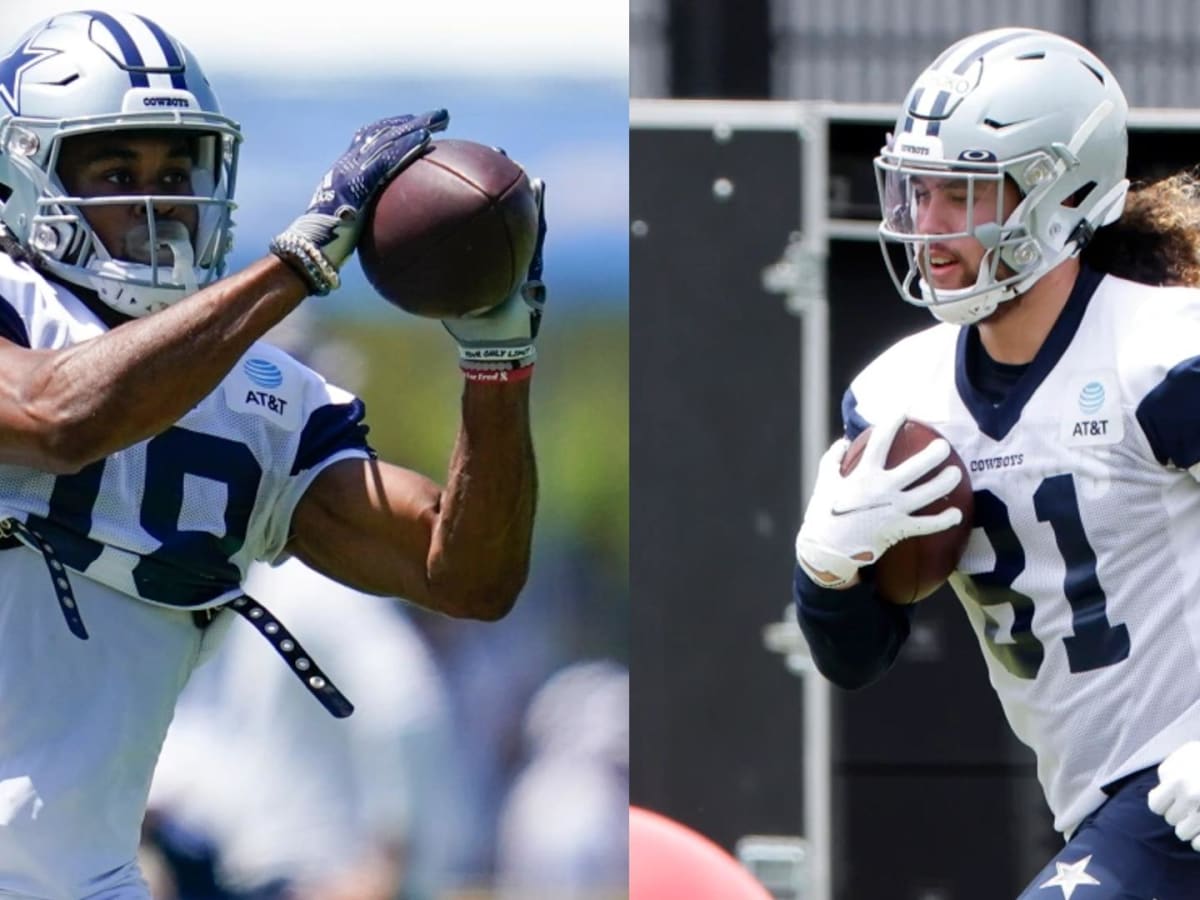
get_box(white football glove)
[1148,741,1200,849]
[795,414,964,588]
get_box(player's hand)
[443,178,546,377]
[272,110,450,294]
[795,414,964,588]
[1149,741,1200,849]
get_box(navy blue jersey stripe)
[83,10,149,87]
[135,14,188,89]
[956,266,1104,441]
[1136,356,1200,469]
[291,399,373,476]
[0,294,30,347]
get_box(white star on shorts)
[1039,854,1101,899]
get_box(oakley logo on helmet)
[959,149,998,162]
[915,71,974,96]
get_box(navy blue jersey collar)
[955,265,1105,440]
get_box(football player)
[0,10,543,898]
[794,27,1200,897]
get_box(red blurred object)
[629,806,774,900]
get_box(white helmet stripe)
[123,13,189,90]
[82,11,151,87]
[134,15,186,75]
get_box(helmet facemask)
[876,148,1062,326]
[5,122,240,316]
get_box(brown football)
[358,139,539,319]
[840,419,974,605]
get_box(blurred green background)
[328,306,629,612]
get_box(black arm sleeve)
[793,564,914,689]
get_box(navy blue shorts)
[1017,767,1200,899]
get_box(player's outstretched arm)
[0,112,447,475]
[288,379,536,620]
[0,258,306,473]
[289,172,546,620]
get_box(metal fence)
[772,0,1200,106]
[632,0,1200,107]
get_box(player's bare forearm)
[0,257,307,472]
[291,380,537,620]
[428,380,537,617]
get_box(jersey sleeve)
[0,295,31,347]
[253,367,375,564]
[0,254,105,350]
[1120,287,1200,475]
[1134,356,1200,472]
[840,321,956,438]
[793,565,916,689]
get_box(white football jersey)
[0,255,372,897]
[846,268,1200,837]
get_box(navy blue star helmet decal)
[0,38,61,115]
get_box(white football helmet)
[875,28,1129,325]
[0,11,242,317]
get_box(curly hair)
[1082,168,1200,287]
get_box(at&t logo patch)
[224,354,300,429]
[1060,373,1122,447]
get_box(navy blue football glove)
[443,177,547,374]
[272,109,450,294]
